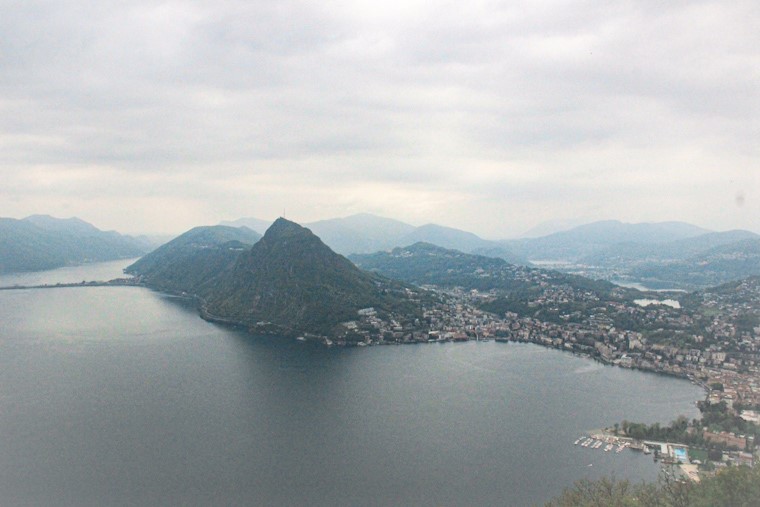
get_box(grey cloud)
[0,0,758,236]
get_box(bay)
[0,258,138,288]
[0,262,703,506]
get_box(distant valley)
[224,214,760,290]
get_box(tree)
[545,466,760,507]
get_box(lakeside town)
[334,275,759,481]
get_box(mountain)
[221,213,528,264]
[23,214,104,236]
[398,224,495,254]
[0,215,150,274]
[125,225,261,293]
[304,213,416,255]
[503,220,711,261]
[630,238,760,289]
[518,218,589,238]
[579,230,759,266]
[132,218,430,340]
[350,242,510,289]
[219,217,273,235]
[350,242,623,297]
[130,234,175,251]
[219,214,417,255]
[202,218,426,337]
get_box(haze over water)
[0,261,703,506]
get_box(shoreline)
[0,279,711,398]
[2,279,713,481]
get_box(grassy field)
[688,448,708,462]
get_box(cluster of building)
[333,275,760,476]
[340,280,759,408]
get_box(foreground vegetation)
[617,401,758,455]
[545,465,760,506]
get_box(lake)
[0,258,139,287]
[0,261,703,506]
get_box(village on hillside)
[335,276,760,480]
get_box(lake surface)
[0,258,138,287]
[0,261,703,506]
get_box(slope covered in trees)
[0,215,150,273]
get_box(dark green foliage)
[0,215,149,273]
[204,219,425,336]
[698,402,760,441]
[125,225,261,293]
[618,402,759,453]
[351,242,621,296]
[621,416,690,443]
[132,219,428,338]
[351,242,512,289]
[546,465,760,507]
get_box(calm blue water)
[0,261,703,506]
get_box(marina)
[573,434,633,455]
[571,432,709,483]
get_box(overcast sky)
[1,0,758,238]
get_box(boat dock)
[573,433,633,454]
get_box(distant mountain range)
[221,214,528,264]
[501,220,713,261]
[0,215,153,274]
[8,211,758,289]
[498,220,758,289]
[579,230,758,266]
[627,237,760,289]
[128,218,430,339]
[221,214,760,288]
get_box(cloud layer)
[1,0,758,236]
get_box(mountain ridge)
[125,225,262,293]
[130,218,432,340]
[219,213,528,264]
[0,215,151,274]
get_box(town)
[333,275,760,480]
